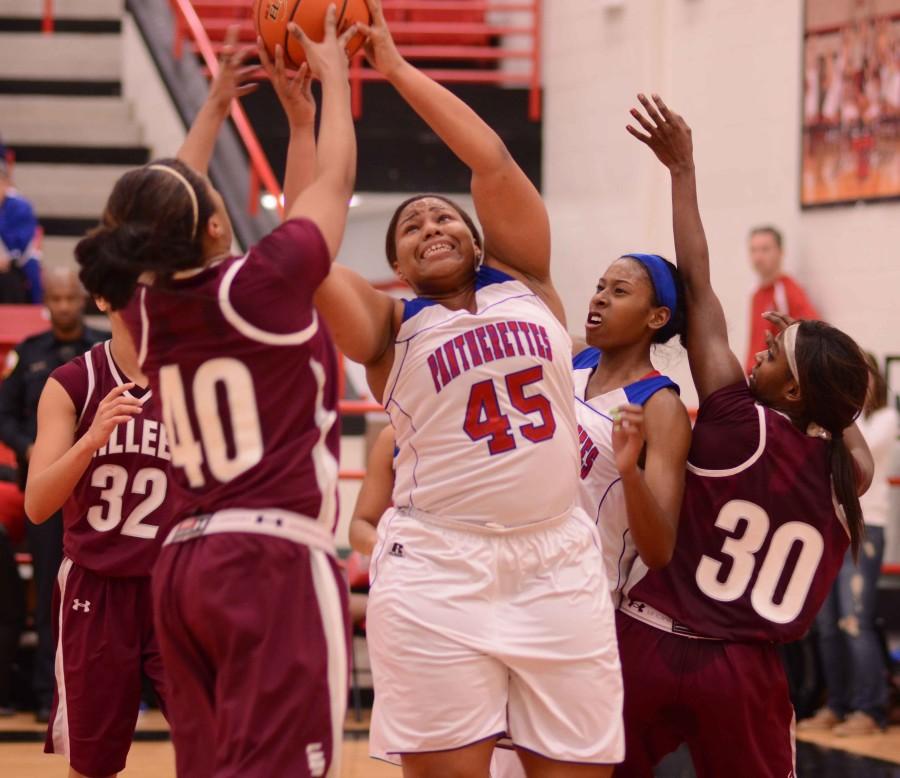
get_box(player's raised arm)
[258,40,317,215]
[177,26,258,175]
[357,0,552,288]
[283,7,358,259]
[627,94,744,401]
[25,381,141,523]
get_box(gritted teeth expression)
[584,257,657,346]
[394,198,477,285]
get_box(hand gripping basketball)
[257,39,315,128]
[287,5,358,82]
[355,0,404,77]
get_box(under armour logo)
[306,743,325,777]
[628,600,646,613]
[72,599,91,613]
[389,542,404,558]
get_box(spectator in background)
[0,268,103,721]
[745,226,820,373]
[799,353,898,737]
[0,142,43,303]
[0,504,24,716]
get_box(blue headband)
[623,253,680,342]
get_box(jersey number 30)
[463,366,556,455]
[695,499,825,624]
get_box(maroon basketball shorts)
[45,558,166,777]
[614,610,796,778]
[153,511,350,778]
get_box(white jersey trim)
[137,287,149,368]
[218,254,320,346]
[103,340,151,404]
[75,349,96,429]
[686,404,766,478]
[50,557,74,758]
[310,549,348,778]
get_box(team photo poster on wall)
[802,0,900,207]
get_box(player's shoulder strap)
[572,346,601,371]
[624,373,679,406]
[400,264,519,324]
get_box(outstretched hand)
[287,4,358,83]
[258,38,315,127]
[762,310,798,331]
[626,93,694,172]
[356,0,404,76]
[208,25,259,111]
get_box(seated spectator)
[0,143,42,304]
[744,225,820,372]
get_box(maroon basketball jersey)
[120,218,339,530]
[626,382,849,642]
[51,341,174,577]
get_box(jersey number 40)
[463,366,556,455]
[159,358,264,488]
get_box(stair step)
[12,145,150,166]
[39,235,80,268]
[13,162,130,220]
[0,78,120,96]
[0,0,124,19]
[0,32,121,81]
[2,94,141,145]
[0,18,120,33]
[37,216,98,237]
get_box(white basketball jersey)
[385,265,579,526]
[572,348,679,601]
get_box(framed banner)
[802,0,900,207]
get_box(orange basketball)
[253,0,370,69]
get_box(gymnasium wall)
[542,0,900,408]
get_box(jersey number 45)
[463,366,556,455]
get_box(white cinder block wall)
[542,0,900,562]
[542,0,900,409]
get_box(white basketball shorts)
[366,507,624,766]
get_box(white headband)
[782,322,800,383]
[148,164,198,239]
[781,322,829,439]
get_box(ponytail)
[830,434,865,559]
[794,320,869,558]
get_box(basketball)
[253,0,370,68]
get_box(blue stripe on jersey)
[625,375,679,405]
[573,347,679,405]
[474,264,514,288]
[401,264,515,322]
[572,347,601,370]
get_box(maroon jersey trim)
[686,404,766,478]
[218,255,320,346]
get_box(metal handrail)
[183,0,542,120]
[170,0,283,216]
